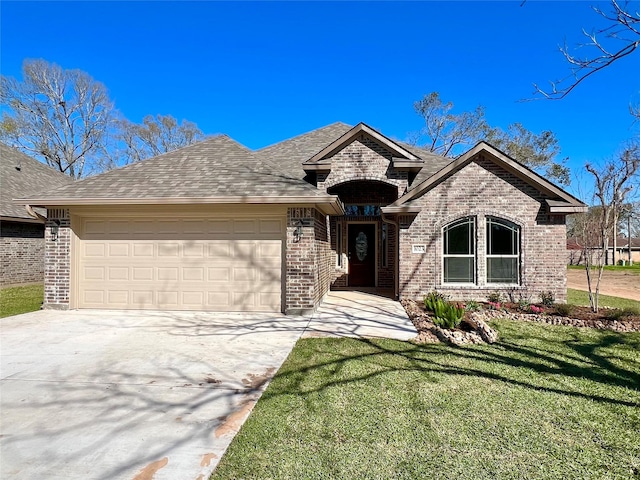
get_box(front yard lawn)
[0,284,44,318]
[212,319,640,480]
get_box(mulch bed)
[402,299,640,340]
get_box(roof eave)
[549,205,588,214]
[380,205,422,214]
[390,142,588,208]
[392,157,424,172]
[306,123,420,164]
[0,215,44,224]
[302,163,332,172]
[15,195,345,215]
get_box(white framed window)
[486,217,520,284]
[443,217,475,284]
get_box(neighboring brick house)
[16,122,586,313]
[1,143,73,285]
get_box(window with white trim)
[443,217,475,283]
[486,217,520,284]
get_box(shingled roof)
[15,122,454,211]
[258,121,452,187]
[17,135,343,212]
[0,143,73,221]
[258,122,353,179]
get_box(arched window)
[443,217,475,283]
[486,217,520,284]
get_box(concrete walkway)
[303,290,417,340]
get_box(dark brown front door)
[348,223,376,287]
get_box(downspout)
[381,211,400,300]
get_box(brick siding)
[0,221,45,285]
[43,209,71,309]
[318,136,409,197]
[285,207,333,314]
[398,156,568,304]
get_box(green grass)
[0,284,44,318]
[568,264,640,274]
[212,320,640,480]
[567,288,640,310]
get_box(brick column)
[286,207,318,315]
[44,208,71,309]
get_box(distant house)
[567,236,640,265]
[16,122,586,312]
[0,144,73,285]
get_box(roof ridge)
[257,122,352,151]
[0,142,75,180]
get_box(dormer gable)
[302,123,424,174]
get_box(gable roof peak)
[389,141,587,212]
[303,122,423,165]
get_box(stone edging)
[474,309,640,333]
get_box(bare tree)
[583,143,639,311]
[534,0,640,102]
[114,114,205,167]
[0,59,116,178]
[410,92,488,157]
[484,123,571,185]
[410,91,570,183]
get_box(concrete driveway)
[0,309,307,480]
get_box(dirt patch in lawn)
[567,268,640,301]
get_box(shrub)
[424,291,449,310]
[528,305,544,314]
[487,301,503,311]
[607,307,640,320]
[540,290,555,307]
[517,299,530,312]
[425,292,442,313]
[432,302,466,330]
[554,303,574,317]
[464,300,481,312]
[424,292,465,329]
[487,291,503,303]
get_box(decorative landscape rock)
[475,309,640,333]
[402,298,640,344]
[465,314,499,343]
[401,299,499,346]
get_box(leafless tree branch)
[533,0,639,101]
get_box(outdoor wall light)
[294,220,304,243]
[51,219,61,241]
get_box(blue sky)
[2,1,639,196]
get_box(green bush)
[487,291,503,303]
[554,303,574,317]
[517,299,530,312]
[464,300,481,312]
[424,291,449,311]
[539,290,555,306]
[607,307,640,320]
[433,302,466,330]
[425,293,465,329]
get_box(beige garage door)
[77,216,283,311]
